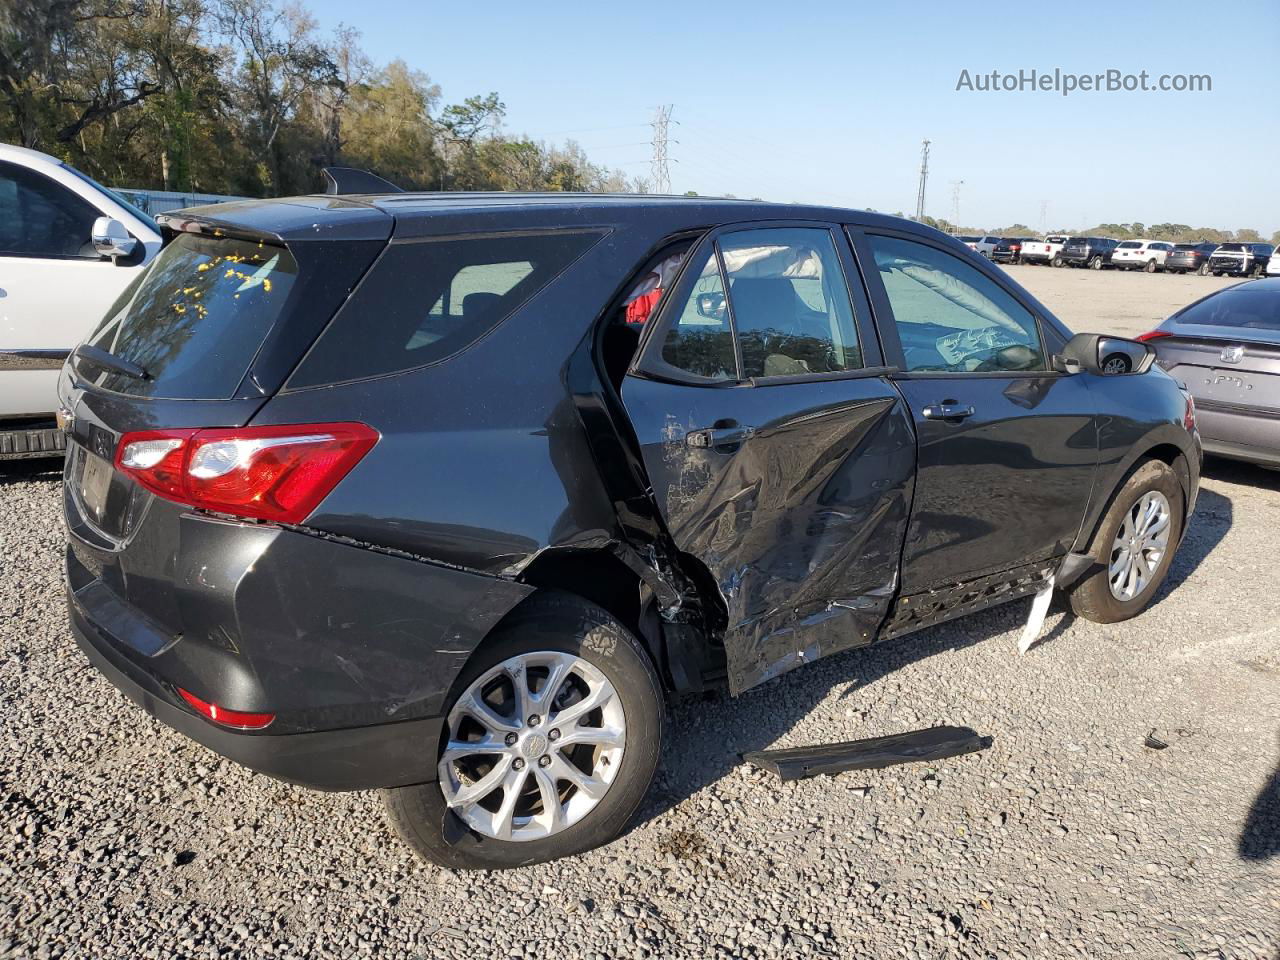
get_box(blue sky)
[303,1,1279,234]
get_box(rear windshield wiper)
[74,343,149,380]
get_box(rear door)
[852,228,1099,601]
[621,223,916,693]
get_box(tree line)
[0,0,645,197]
[915,216,1280,247]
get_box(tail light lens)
[178,687,275,730]
[116,422,378,524]
[1183,391,1196,432]
[1136,331,1172,343]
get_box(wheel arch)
[1076,439,1195,554]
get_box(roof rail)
[321,167,404,195]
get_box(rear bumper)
[70,596,444,790]
[1195,401,1280,466]
[0,420,65,460]
[64,513,536,790]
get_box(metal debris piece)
[1018,573,1056,654]
[743,726,991,781]
[1143,730,1169,751]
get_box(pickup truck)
[1020,235,1069,267]
[0,144,161,459]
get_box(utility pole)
[1039,200,1048,234]
[914,139,931,220]
[950,179,964,228]
[650,105,674,195]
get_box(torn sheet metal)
[1017,573,1055,654]
[743,725,991,781]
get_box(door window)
[719,227,861,378]
[659,248,737,381]
[0,161,101,259]
[867,234,1046,373]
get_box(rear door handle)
[921,402,975,421]
[686,422,755,449]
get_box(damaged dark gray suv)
[61,193,1201,869]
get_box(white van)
[0,144,162,458]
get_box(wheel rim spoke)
[1108,490,1172,603]
[550,683,612,728]
[491,763,530,840]
[448,755,513,808]
[549,753,609,801]
[556,723,625,750]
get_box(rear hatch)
[1061,238,1090,259]
[61,199,391,635]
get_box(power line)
[650,105,675,194]
[914,139,931,220]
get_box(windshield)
[1177,286,1280,330]
[78,233,298,398]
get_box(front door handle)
[686,421,755,449]
[921,401,975,421]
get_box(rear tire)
[1197,262,1210,276]
[1090,256,1103,270]
[1052,254,1063,268]
[1068,460,1184,624]
[1144,259,1157,273]
[382,592,664,870]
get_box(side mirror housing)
[1054,333,1156,376]
[92,216,138,262]
[696,291,726,320]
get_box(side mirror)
[92,216,138,262]
[696,291,726,321]
[1053,333,1155,376]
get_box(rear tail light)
[178,687,275,730]
[1180,388,1196,432]
[116,422,378,524]
[1136,331,1173,342]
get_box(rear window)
[1217,244,1245,253]
[1117,241,1141,249]
[1177,286,1280,330]
[290,231,601,387]
[78,233,298,398]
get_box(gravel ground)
[3,451,1279,959]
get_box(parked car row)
[956,230,1276,278]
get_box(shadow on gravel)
[0,457,63,486]
[1202,455,1280,491]
[1156,486,1232,600]
[638,601,1033,832]
[1238,738,1280,861]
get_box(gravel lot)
[1001,262,1244,339]
[3,270,1279,959]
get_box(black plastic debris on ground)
[1143,730,1169,751]
[743,725,992,782]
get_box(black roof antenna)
[322,167,405,195]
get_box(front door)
[854,229,1099,596]
[621,224,916,694]
[0,159,143,415]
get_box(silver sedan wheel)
[1108,491,1172,601]
[438,651,626,842]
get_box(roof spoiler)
[322,167,404,195]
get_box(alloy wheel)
[1108,491,1172,601]
[438,651,626,841]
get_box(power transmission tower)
[650,105,674,194]
[914,139,931,220]
[950,179,964,228]
[1039,200,1048,233]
